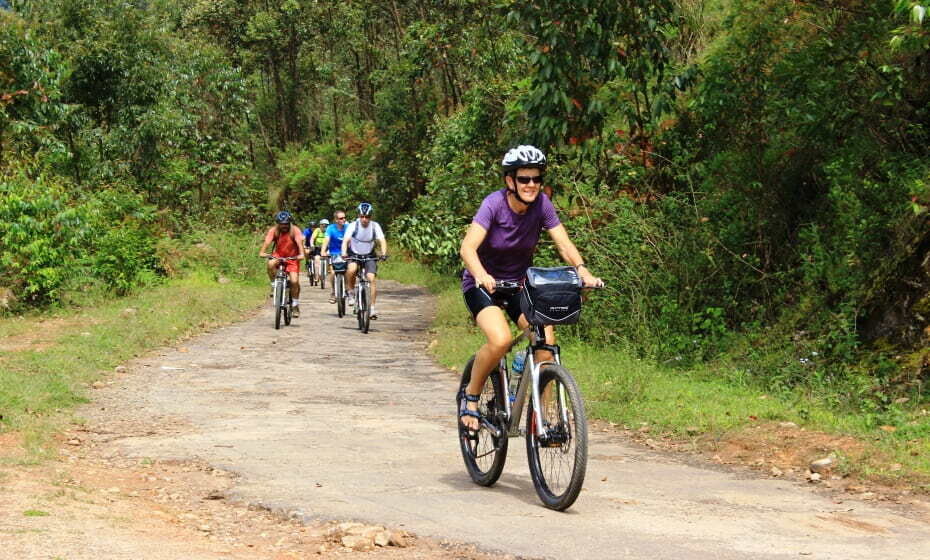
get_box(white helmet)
[501,145,547,173]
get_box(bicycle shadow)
[436,470,564,510]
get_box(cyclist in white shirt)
[341,202,388,319]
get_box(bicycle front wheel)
[320,261,327,289]
[336,275,345,317]
[283,286,292,326]
[458,356,508,486]
[273,279,284,330]
[357,283,370,333]
[525,364,588,511]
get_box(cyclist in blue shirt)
[321,210,348,304]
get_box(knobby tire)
[273,279,284,330]
[336,275,345,317]
[458,356,508,486]
[358,283,370,333]
[525,364,588,511]
[283,283,292,326]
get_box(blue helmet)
[357,202,373,216]
[275,211,292,224]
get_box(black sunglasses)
[515,175,544,185]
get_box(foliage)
[395,85,510,272]
[509,0,677,148]
[0,172,87,305]
[4,0,930,425]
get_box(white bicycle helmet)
[501,145,547,173]
[319,218,330,226]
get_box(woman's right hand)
[480,274,496,294]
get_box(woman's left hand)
[580,270,604,288]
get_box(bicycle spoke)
[457,357,508,486]
[526,364,587,511]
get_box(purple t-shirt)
[462,189,561,292]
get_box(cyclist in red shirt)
[259,211,305,318]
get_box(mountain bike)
[347,255,386,334]
[266,256,298,329]
[331,256,349,317]
[319,254,328,290]
[306,250,318,287]
[457,280,599,511]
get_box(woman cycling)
[459,145,602,430]
[304,218,328,282]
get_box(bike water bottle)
[512,350,526,374]
[510,350,526,403]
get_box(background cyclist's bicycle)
[266,256,298,330]
[347,255,386,333]
[306,253,319,287]
[319,255,328,290]
[331,256,349,317]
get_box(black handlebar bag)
[520,266,583,326]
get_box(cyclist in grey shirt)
[341,202,388,319]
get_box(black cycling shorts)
[464,286,522,324]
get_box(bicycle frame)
[347,255,379,303]
[498,324,563,439]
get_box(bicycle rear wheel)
[458,356,508,486]
[273,279,284,330]
[357,283,370,333]
[525,364,588,511]
[336,275,345,317]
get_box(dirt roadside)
[0,409,505,560]
[0,284,507,560]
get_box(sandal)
[329,296,336,304]
[459,392,481,429]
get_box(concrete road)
[86,280,930,559]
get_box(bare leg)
[266,259,277,281]
[346,262,358,293]
[368,272,377,306]
[289,270,300,300]
[462,306,512,430]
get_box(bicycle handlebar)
[493,280,606,290]
[261,256,300,260]
[345,255,388,262]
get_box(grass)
[381,253,930,488]
[22,510,49,517]
[0,231,266,460]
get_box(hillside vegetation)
[2,0,930,439]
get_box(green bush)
[0,172,89,306]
